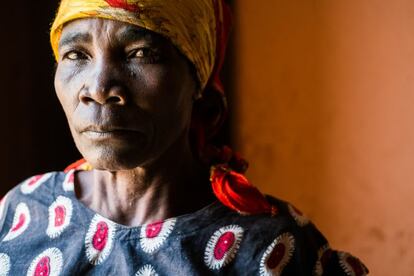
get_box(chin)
[81,146,149,171]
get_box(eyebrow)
[117,27,158,45]
[58,32,93,49]
[58,27,161,51]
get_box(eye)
[127,48,161,63]
[133,48,146,58]
[63,50,88,61]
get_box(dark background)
[0,2,79,195]
[0,1,235,196]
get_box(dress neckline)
[58,170,230,234]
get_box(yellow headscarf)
[50,0,219,92]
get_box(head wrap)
[52,0,275,216]
[51,0,221,95]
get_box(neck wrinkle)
[85,137,212,226]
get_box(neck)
[75,136,215,227]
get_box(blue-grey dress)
[0,170,368,275]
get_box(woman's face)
[54,18,198,170]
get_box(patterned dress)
[0,170,368,275]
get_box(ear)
[191,89,227,140]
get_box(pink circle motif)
[204,225,244,270]
[34,256,50,276]
[338,252,368,276]
[260,233,295,276]
[21,173,53,194]
[27,248,63,276]
[140,219,176,254]
[214,232,236,260]
[146,221,163,238]
[267,243,286,269]
[3,202,31,241]
[85,215,116,265]
[93,222,109,251]
[28,175,43,186]
[46,196,73,239]
[11,213,26,232]
[54,206,66,227]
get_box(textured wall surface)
[235,1,414,275]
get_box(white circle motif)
[287,204,309,227]
[3,202,31,241]
[20,173,53,194]
[135,264,158,276]
[0,253,10,276]
[62,170,75,192]
[313,244,332,276]
[46,196,73,239]
[85,215,116,265]
[26,247,63,276]
[338,251,368,276]
[0,193,9,223]
[260,232,295,276]
[204,225,244,270]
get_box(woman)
[0,0,368,275]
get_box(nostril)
[81,95,95,104]
[79,85,126,105]
[107,96,123,104]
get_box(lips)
[81,126,145,141]
[73,104,151,143]
[81,125,142,133]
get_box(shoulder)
[215,195,369,275]
[0,171,69,236]
[1,171,67,207]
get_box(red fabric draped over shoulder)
[200,0,276,216]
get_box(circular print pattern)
[0,253,10,276]
[46,196,73,239]
[287,204,309,227]
[85,215,117,265]
[0,193,9,222]
[204,225,244,270]
[20,173,53,194]
[62,170,75,192]
[140,219,176,254]
[338,251,368,276]
[313,244,333,276]
[26,247,63,276]
[135,264,159,276]
[260,232,295,276]
[3,202,31,241]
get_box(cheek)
[135,64,194,112]
[54,65,83,118]
[154,74,194,141]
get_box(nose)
[80,59,127,105]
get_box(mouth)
[81,126,145,141]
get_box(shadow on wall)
[235,1,414,276]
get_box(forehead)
[59,18,166,48]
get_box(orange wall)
[235,1,414,275]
